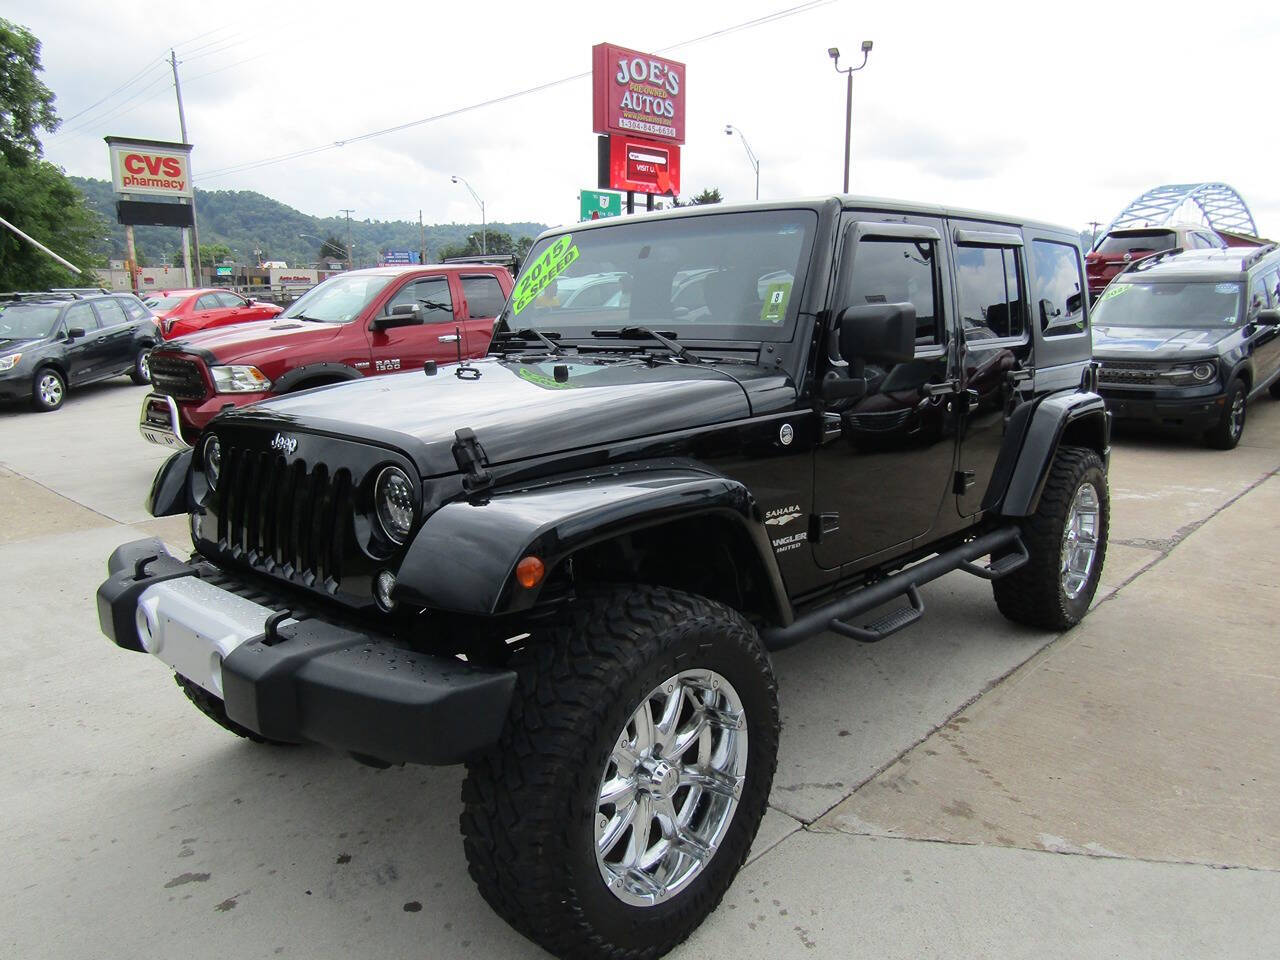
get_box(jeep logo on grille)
[270,433,298,456]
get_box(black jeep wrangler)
[97,197,1109,960]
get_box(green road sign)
[580,189,623,221]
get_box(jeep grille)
[149,354,209,401]
[214,443,354,592]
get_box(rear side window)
[93,298,128,328]
[461,275,507,319]
[1096,230,1174,255]
[1031,240,1087,337]
[846,238,942,347]
[117,296,149,321]
[955,247,1024,342]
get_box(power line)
[54,71,172,137]
[56,58,166,126]
[196,0,836,183]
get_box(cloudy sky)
[15,0,1280,238]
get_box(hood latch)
[452,428,493,497]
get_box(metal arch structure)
[1103,183,1258,242]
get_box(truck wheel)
[1205,379,1246,449]
[130,347,152,385]
[32,367,65,411]
[174,674,294,746]
[460,586,779,960]
[1269,379,1280,400]
[994,446,1108,630]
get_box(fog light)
[374,569,397,611]
[516,555,545,589]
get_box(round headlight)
[374,466,415,544]
[203,435,222,491]
[1192,362,1216,382]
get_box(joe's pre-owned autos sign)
[592,43,685,144]
[106,137,193,199]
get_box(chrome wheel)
[1229,391,1245,440]
[38,372,63,407]
[138,352,150,381]
[594,668,747,907]
[1060,482,1100,599]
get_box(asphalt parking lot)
[2,378,1278,959]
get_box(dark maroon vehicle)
[1086,225,1225,301]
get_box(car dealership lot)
[2,380,1278,959]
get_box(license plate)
[139,393,189,448]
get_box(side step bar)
[762,526,1027,650]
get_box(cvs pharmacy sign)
[106,136,194,199]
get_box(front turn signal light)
[516,556,545,589]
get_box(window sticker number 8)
[770,290,784,306]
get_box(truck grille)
[1097,360,1159,385]
[150,353,209,401]
[215,444,354,593]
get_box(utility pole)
[1088,220,1102,250]
[170,49,202,286]
[419,209,426,265]
[340,209,355,270]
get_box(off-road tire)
[32,367,66,411]
[130,347,151,385]
[460,585,779,960]
[174,673,294,745]
[1205,378,1246,449]
[994,446,1109,630]
[1269,378,1280,399]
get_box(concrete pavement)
[1,377,1278,959]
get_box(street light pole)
[724,125,760,200]
[829,41,873,194]
[451,175,486,255]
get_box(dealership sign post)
[592,43,685,213]
[105,136,196,289]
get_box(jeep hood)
[166,318,345,363]
[1093,325,1234,360]
[220,356,760,477]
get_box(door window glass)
[1248,274,1272,315]
[1031,240,1087,337]
[66,301,99,330]
[460,275,506,318]
[846,238,941,346]
[117,297,148,321]
[956,246,1024,342]
[387,277,453,323]
[196,294,221,310]
[92,298,128,328]
[215,292,244,308]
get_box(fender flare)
[992,390,1109,517]
[272,362,363,393]
[395,466,792,623]
[147,448,193,518]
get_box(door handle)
[1007,368,1034,384]
[922,379,960,398]
[437,334,460,343]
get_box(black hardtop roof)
[1116,244,1279,282]
[537,194,1077,241]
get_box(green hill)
[71,177,548,268]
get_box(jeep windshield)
[278,273,394,323]
[498,209,816,344]
[0,303,63,340]
[1093,280,1242,328]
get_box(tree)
[199,242,234,267]
[0,19,103,289]
[670,188,723,208]
[436,230,528,261]
[317,234,346,262]
[0,18,57,164]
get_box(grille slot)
[149,353,208,401]
[216,443,350,593]
[1098,360,1160,385]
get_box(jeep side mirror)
[837,302,917,365]
[371,303,423,331]
[66,327,86,340]
[1256,307,1280,326]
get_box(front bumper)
[140,390,268,446]
[1099,385,1226,431]
[96,538,516,765]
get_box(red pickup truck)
[139,264,512,447]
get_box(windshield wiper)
[590,326,702,364]
[292,314,329,323]
[492,327,563,354]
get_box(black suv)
[1092,244,1280,448]
[97,197,1109,960]
[0,289,160,411]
